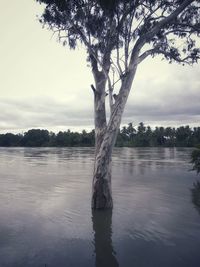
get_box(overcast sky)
[0,1,200,133]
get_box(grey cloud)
[122,64,200,125]
[0,62,200,132]
[0,88,199,133]
[0,97,94,132]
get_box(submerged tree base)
[92,197,113,209]
[92,201,113,210]
[92,179,113,209]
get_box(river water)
[0,147,200,267]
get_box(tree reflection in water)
[92,210,119,267]
[191,181,200,215]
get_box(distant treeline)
[0,122,200,147]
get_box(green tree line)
[0,122,200,147]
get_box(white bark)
[92,61,138,209]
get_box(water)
[0,147,200,267]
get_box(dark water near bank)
[0,147,200,267]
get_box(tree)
[191,145,200,213]
[176,125,192,146]
[191,145,200,174]
[0,133,22,147]
[117,125,130,146]
[135,122,149,146]
[145,126,153,146]
[124,122,136,145]
[35,0,200,209]
[22,129,50,147]
[192,127,200,146]
[191,181,200,215]
[152,126,166,146]
[164,127,176,146]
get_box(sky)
[0,1,200,134]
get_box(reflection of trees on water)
[92,210,119,267]
[191,181,200,215]
[114,148,179,176]
[22,147,94,166]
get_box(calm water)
[0,147,200,267]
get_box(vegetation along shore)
[0,122,200,148]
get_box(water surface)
[0,147,200,267]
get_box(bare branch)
[156,50,194,64]
[138,49,156,64]
[108,77,114,112]
[110,58,122,77]
[116,46,123,76]
[139,46,200,65]
[91,84,97,94]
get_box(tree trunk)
[92,71,112,209]
[92,63,138,209]
[92,138,113,209]
[91,109,123,209]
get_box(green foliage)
[2,123,200,147]
[0,133,22,147]
[22,129,50,147]
[116,124,200,147]
[191,146,200,174]
[191,181,200,214]
[36,0,200,68]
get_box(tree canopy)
[36,0,200,114]
[37,1,200,76]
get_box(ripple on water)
[0,147,200,267]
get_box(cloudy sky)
[0,1,200,133]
